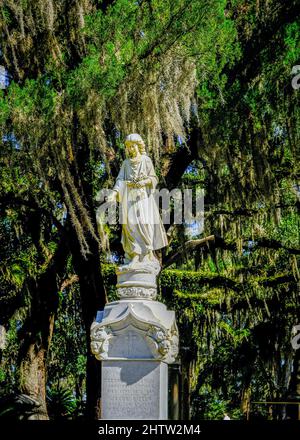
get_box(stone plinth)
[116,259,161,300]
[102,361,168,420]
[91,298,179,419]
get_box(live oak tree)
[0,0,299,419]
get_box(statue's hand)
[136,178,152,188]
[127,177,152,188]
[127,181,139,188]
[95,189,118,203]
[106,190,118,202]
[127,178,151,189]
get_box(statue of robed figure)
[111,133,168,266]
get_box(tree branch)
[163,233,300,268]
[0,193,63,233]
[163,235,215,268]
[163,125,204,189]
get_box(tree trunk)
[70,229,107,419]
[18,230,70,419]
[19,342,50,419]
[293,350,300,398]
[180,358,191,420]
[241,386,251,420]
[288,349,300,419]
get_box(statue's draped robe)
[113,155,168,259]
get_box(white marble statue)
[110,133,168,266]
[91,136,179,421]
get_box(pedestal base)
[102,360,168,420]
[91,298,178,420]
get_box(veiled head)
[125,133,146,156]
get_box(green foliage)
[47,386,77,419]
[284,22,300,65]
[195,396,243,420]
[0,319,20,395]
[194,396,228,420]
[48,283,86,400]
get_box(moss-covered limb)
[172,286,298,315]
[207,203,300,217]
[164,126,204,189]
[161,269,241,293]
[244,238,300,255]
[260,274,297,287]
[0,193,64,233]
[164,234,300,269]
[163,235,215,268]
[101,265,298,311]
[160,268,297,293]
[102,263,299,290]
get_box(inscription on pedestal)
[102,360,168,419]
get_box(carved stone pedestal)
[91,295,179,419]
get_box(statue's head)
[125,133,146,157]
